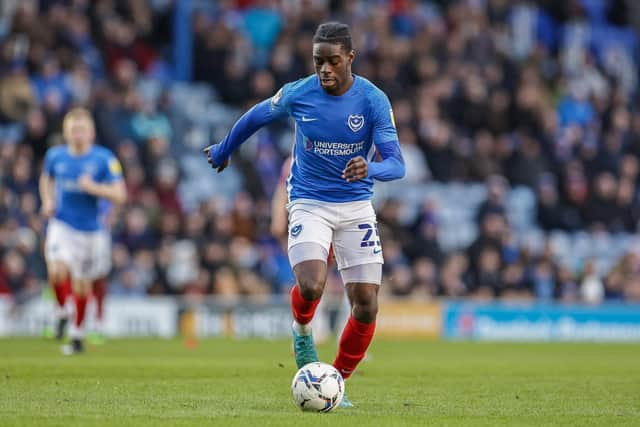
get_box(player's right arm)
[39,148,57,218]
[39,174,55,217]
[78,175,126,205]
[78,154,127,205]
[204,85,292,173]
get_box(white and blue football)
[291,362,345,412]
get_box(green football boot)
[292,326,319,369]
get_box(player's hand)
[342,156,368,182]
[41,199,55,218]
[78,174,98,194]
[203,144,230,173]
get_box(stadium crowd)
[1,0,640,304]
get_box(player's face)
[63,117,95,150]
[313,42,354,96]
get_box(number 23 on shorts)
[358,223,381,253]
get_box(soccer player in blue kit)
[205,22,405,407]
[40,108,126,354]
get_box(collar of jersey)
[66,144,95,158]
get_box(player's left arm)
[365,141,405,182]
[78,155,127,205]
[342,92,405,183]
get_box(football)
[291,362,345,412]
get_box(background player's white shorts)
[92,229,112,279]
[45,218,104,281]
[286,199,384,271]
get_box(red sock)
[74,295,87,328]
[53,276,71,309]
[290,284,320,325]
[333,315,376,379]
[93,278,107,322]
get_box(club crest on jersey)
[290,224,303,238]
[347,114,364,132]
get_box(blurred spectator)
[501,261,532,300]
[467,213,506,271]
[470,246,503,299]
[476,175,507,224]
[0,68,36,123]
[116,205,157,251]
[581,258,605,304]
[404,200,443,265]
[586,172,619,230]
[0,248,39,302]
[536,173,575,231]
[531,259,556,301]
[438,253,470,298]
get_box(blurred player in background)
[205,22,405,406]
[39,108,126,354]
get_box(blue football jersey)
[43,145,123,231]
[270,75,398,203]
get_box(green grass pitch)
[0,338,639,426]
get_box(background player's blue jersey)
[43,145,123,231]
[271,75,399,203]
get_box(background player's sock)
[92,278,107,328]
[74,294,87,333]
[333,315,376,379]
[53,276,71,311]
[290,284,320,334]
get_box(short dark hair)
[312,22,352,52]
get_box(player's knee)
[73,288,89,297]
[71,279,91,297]
[352,300,378,323]
[48,262,67,284]
[47,270,59,284]
[294,260,327,301]
[347,283,379,323]
[297,277,324,301]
